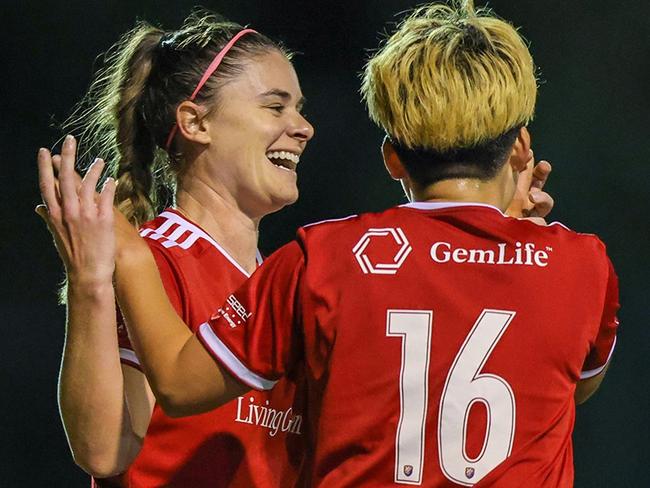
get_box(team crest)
[465,467,475,479]
[403,465,414,477]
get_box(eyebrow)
[258,89,306,109]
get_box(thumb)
[35,204,48,221]
[35,204,57,234]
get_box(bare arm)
[38,135,244,417]
[575,363,609,405]
[113,238,247,417]
[37,136,153,476]
[58,281,145,477]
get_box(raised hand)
[36,135,116,285]
[506,151,554,223]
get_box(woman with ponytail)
[39,10,312,487]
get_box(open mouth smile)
[266,150,300,172]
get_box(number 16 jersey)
[198,202,619,487]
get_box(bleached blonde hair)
[361,0,537,151]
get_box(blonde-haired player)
[40,1,617,486]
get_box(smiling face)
[193,49,314,219]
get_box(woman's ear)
[175,101,211,144]
[381,137,408,180]
[509,126,532,172]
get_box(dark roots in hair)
[391,125,521,186]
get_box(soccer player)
[37,3,567,487]
[36,11,313,488]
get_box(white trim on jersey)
[198,323,278,391]
[580,335,617,379]
[547,221,572,231]
[401,201,507,215]
[142,210,259,277]
[119,347,140,366]
[302,214,359,228]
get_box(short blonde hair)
[361,0,537,151]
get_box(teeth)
[265,151,300,164]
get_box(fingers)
[80,158,105,207]
[514,157,534,197]
[37,148,61,217]
[51,155,63,202]
[528,188,554,218]
[98,178,117,219]
[531,160,552,190]
[59,135,80,216]
[51,153,61,173]
[52,149,84,189]
[528,159,553,217]
[35,204,50,224]
[35,204,57,233]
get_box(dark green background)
[2,1,647,486]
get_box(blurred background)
[1,0,648,485]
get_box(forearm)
[114,245,232,416]
[58,279,141,477]
[575,364,609,405]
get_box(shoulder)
[140,210,200,248]
[539,220,610,257]
[139,210,213,260]
[299,207,406,239]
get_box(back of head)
[361,0,537,184]
[64,9,289,226]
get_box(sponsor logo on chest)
[235,396,303,437]
[430,241,551,267]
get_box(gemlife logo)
[353,227,412,275]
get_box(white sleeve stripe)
[119,347,140,366]
[580,335,617,379]
[198,323,277,391]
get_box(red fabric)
[201,203,619,487]
[109,209,304,488]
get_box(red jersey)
[112,209,305,487]
[198,202,619,487]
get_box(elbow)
[68,435,141,478]
[574,388,598,405]
[157,398,192,418]
[575,367,608,405]
[154,384,224,418]
[71,450,131,479]
[155,388,204,418]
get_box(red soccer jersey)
[111,209,305,488]
[198,202,619,487]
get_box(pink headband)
[164,28,258,151]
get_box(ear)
[508,126,532,173]
[381,137,408,180]
[175,101,212,145]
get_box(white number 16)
[386,309,516,486]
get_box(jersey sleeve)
[118,243,184,369]
[581,256,620,379]
[197,240,305,391]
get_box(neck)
[408,165,515,211]
[175,178,260,274]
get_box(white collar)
[400,201,506,216]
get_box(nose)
[289,112,314,142]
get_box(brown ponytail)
[63,23,167,226]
